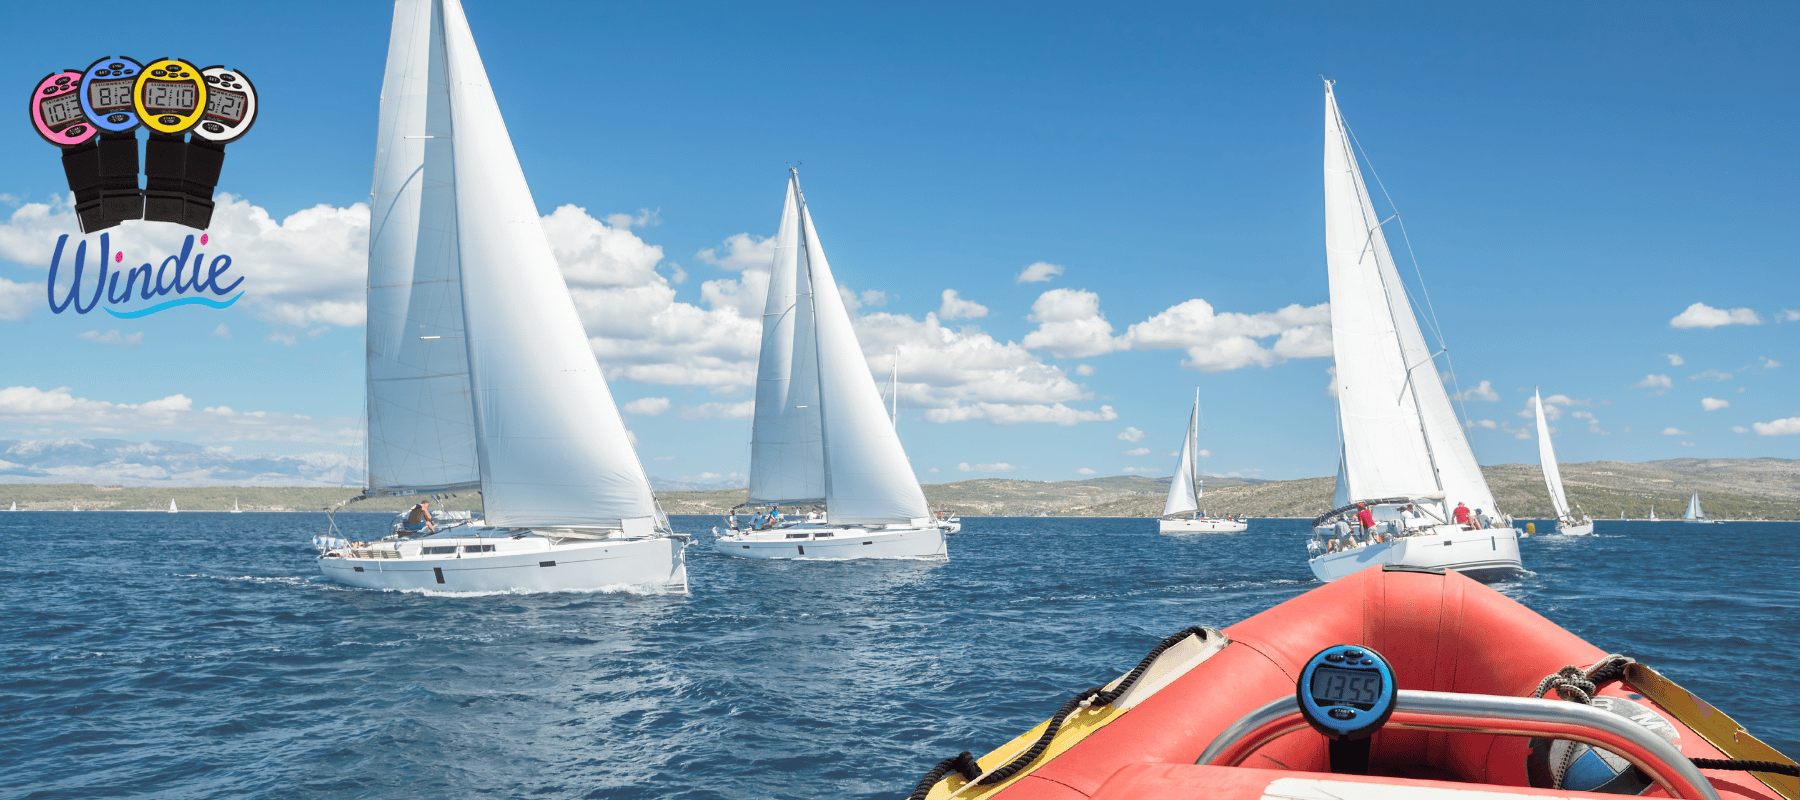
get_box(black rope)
[1533,654,1635,704]
[905,752,981,800]
[906,627,1211,798]
[1689,758,1800,777]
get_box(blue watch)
[1297,644,1397,741]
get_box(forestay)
[439,0,658,529]
[364,0,479,495]
[747,175,826,505]
[1162,396,1200,518]
[1322,81,1499,517]
[1534,390,1571,520]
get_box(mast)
[890,347,900,428]
[746,169,826,505]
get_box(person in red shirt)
[1453,501,1472,527]
[1356,503,1376,533]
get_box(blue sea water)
[2,513,1794,799]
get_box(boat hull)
[1558,520,1594,536]
[1308,524,1521,583]
[318,532,687,593]
[712,523,946,560]
[1158,517,1248,534]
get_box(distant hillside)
[4,458,1794,519]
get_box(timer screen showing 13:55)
[1310,667,1383,704]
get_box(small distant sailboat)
[1533,389,1591,536]
[1158,391,1246,533]
[711,168,945,560]
[8,502,15,511]
[230,498,243,514]
[1683,491,1721,524]
[1619,510,1626,521]
[168,499,178,514]
[1649,506,1659,522]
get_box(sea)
[3,514,1795,799]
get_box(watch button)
[152,69,167,77]
[159,115,180,125]
[220,73,237,81]
[1360,658,1374,666]
[202,122,224,133]
[66,125,87,137]
[1325,653,1345,663]
[1328,707,1356,720]
[109,62,124,70]
[1344,649,1364,659]
[108,114,129,124]
[205,75,219,83]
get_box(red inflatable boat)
[910,566,1796,800]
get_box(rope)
[1689,759,1800,777]
[907,627,1211,798]
[905,752,981,800]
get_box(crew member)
[1453,501,1472,527]
[403,501,437,534]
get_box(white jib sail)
[1534,390,1571,520]
[439,0,657,530]
[796,180,931,525]
[1686,492,1702,520]
[1323,81,1499,516]
[1162,396,1200,518]
[747,173,826,505]
[365,0,480,494]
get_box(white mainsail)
[1323,81,1499,518]
[1685,491,1703,521]
[1533,389,1571,521]
[747,176,826,505]
[365,0,480,495]
[789,173,931,525]
[1162,395,1200,518]
[436,0,658,529]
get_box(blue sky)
[1,1,1794,487]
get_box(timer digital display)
[1310,667,1382,705]
[142,81,198,112]
[204,89,247,124]
[38,93,83,129]
[88,78,135,111]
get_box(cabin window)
[785,533,808,539]
[422,546,457,555]
[463,545,494,553]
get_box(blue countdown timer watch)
[1298,644,1397,740]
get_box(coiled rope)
[1533,656,1799,778]
[906,627,1211,800]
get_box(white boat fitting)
[1533,389,1593,536]
[713,169,944,562]
[317,0,686,592]
[1307,499,1523,583]
[936,514,962,535]
[1683,491,1721,523]
[1306,80,1522,582]
[1158,390,1248,534]
[319,528,687,592]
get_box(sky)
[0,0,1795,488]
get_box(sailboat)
[1619,510,1626,521]
[168,499,178,514]
[1683,490,1721,524]
[1158,391,1246,533]
[1305,80,1523,582]
[1649,506,1659,521]
[230,498,242,514]
[1533,389,1592,535]
[315,0,687,592]
[711,169,946,560]
[8,502,15,511]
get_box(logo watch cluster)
[30,55,261,317]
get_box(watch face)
[88,78,135,112]
[193,65,257,143]
[133,58,207,133]
[142,80,199,113]
[204,88,247,123]
[39,91,84,129]
[80,56,144,133]
[30,71,97,146]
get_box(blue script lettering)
[202,255,241,296]
[48,232,245,317]
[46,233,110,314]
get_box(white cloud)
[1664,353,1684,366]
[1474,419,1497,429]
[679,401,755,420]
[1020,289,1123,358]
[1118,426,1146,442]
[1701,397,1729,411]
[1635,374,1673,393]
[1074,363,1094,376]
[544,207,667,289]
[1669,302,1762,329]
[852,311,1108,423]
[1570,409,1609,434]
[1780,309,1800,323]
[859,289,887,307]
[1751,416,1800,436]
[1662,427,1688,436]
[210,324,231,339]
[956,462,1017,473]
[1124,447,1150,456]
[1120,298,1332,372]
[924,402,1116,426]
[77,330,143,348]
[1076,467,1097,475]
[938,289,989,321]
[1689,369,1733,381]
[1500,422,1532,440]
[1196,448,1212,458]
[1015,261,1064,283]
[696,232,775,271]
[0,385,354,444]
[1121,466,1157,473]
[622,397,671,416]
[0,276,32,321]
[1454,380,1500,402]
[1732,426,1749,434]
[1760,356,1780,369]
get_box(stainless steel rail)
[1195,690,1720,800]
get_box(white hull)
[1683,519,1722,524]
[318,529,688,593]
[1158,516,1248,533]
[1558,519,1594,536]
[938,517,962,535]
[712,523,945,560]
[1308,524,1522,583]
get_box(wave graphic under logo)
[104,292,244,319]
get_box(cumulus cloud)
[0,385,355,444]
[1120,298,1332,372]
[1015,261,1064,283]
[1752,416,1800,436]
[1662,427,1687,436]
[1118,426,1146,442]
[1780,309,1800,323]
[1074,364,1094,376]
[679,401,755,420]
[1665,353,1684,366]
[696,232,775,271]
[1701,397,1729,411]
[956,462,1017,473]
[77,330,143,348]
[1670,302,1762,329]
[544,207,667,288]
[1759,356,1780,369]
[1021,289,1123,358]
[1124,447,1150,456]
[1197,448,1212,458]
[1570,409,1609,434]
[938,289,988,321]
[0,276,32,321]
[1635,374,1673,393]
[1473,419,1498,429]
[1454,380,1500,402]
[1732,426,1748,434]
[1077,467,1097,475]
[1689,369,1733,382]
[1121,466,1158,474]
[1521,395,1586,421]
[622,397,671,416]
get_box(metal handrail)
[1196,691,1720,800]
